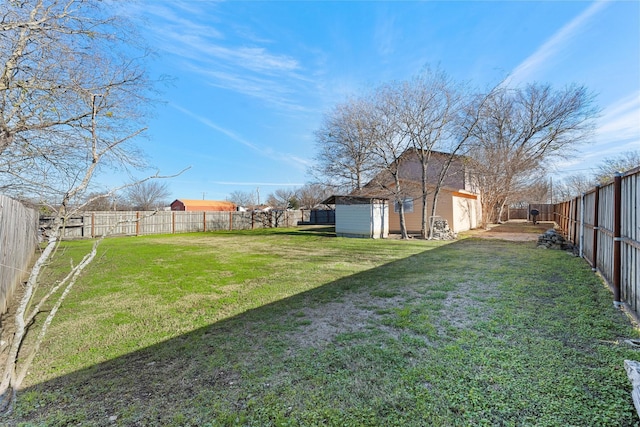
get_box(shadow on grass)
[8,237,638,426]
[11,238,470,425]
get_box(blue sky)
[121,0,639,201]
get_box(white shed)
[324,196,389,239]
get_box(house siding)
[388,189,478,234]
[452,193,479,232]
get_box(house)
[327,150,481,238]
[170,199,236,212]
[322,195,388,239]
[359,150,480,235]
[361,150,480,234]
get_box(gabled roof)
[362,149,471,193]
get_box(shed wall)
[335,202,388,238]
[336,204,372,238]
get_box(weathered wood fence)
[507,204,554,222]
[0,195,39,314]
[554,167,640,318]
[43,210,311,239]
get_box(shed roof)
[321,195,389,205]
[172,199,236,210]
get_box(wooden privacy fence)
[507,204,554,222]
[0,195,39,314]
[554,167,639,318]
[44,210,309,239]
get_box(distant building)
[170,199,236,212]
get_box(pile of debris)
[430,219,457,240]
[537,229,574,251]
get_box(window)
[394,198,413,213]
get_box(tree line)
[226,183,331,211]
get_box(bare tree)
[553,151,639,201]
[82,191,117,211]
[0,0,153,196]
[554,173,596,200]
[366,85,414,239]
[467,83,598,227]
[312,97,379,193]
[227,190,259,208]
[266,188,299,210]
[510,178,551,207]
[0,0,163,413]
[125,180,171,210]
[296,183,331,209]
[594,150,640,184]
[390,67,462,238]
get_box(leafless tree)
[227,190,259,208]
[82,191,117,211]
[0,0,153,196]
[365,85,414,239]
[467,83,598,227]
[125,180,171,210]
[385,67,460,238]
[594,150,640,184]
[0,0,166,413]
[312,97,379,193]
[266,188,299,210]
[554,173,596,200]
[509,178,551,207]
[296,183,331,209]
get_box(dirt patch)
[289,281,495,350]
[472,232,538,242]
[464,221,554,242]
[293,298,379,348]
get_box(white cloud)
[508,0,610,85]
[595,92,640,144]
[138,3,312,112]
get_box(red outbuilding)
[170,199,236,212]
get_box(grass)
[6,226,640,426]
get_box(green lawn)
[7,227,640,426]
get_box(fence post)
[613,173,622,306]
[172,211,176,234]
[592,185,600,272]
[572,196,579,243]
[579,194,585,258]
[136,211,140,236]
[203,212,207,232]
[229,211,233,231]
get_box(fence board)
[45,210,308,240]
[0,195,39,314]
[554,168,640,319]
